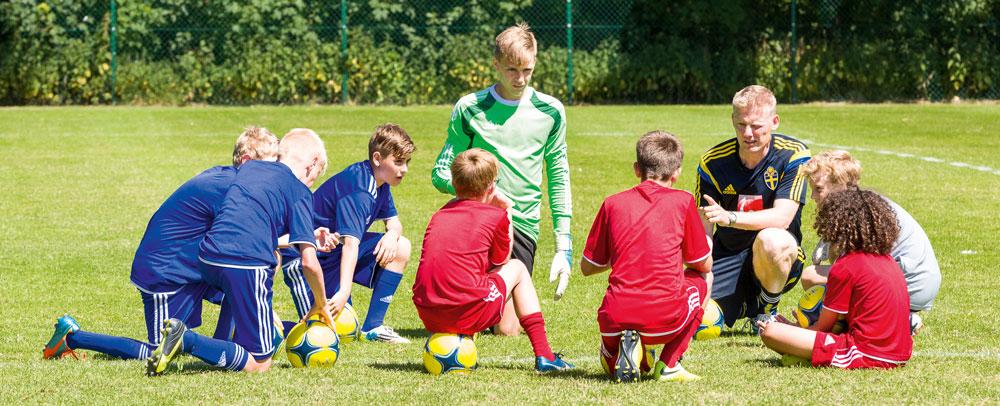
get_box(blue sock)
[182,331,250,371]
[281,321,297,337]
[66,330,154,360]
[362,270,402,331]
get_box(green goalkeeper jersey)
[432,85,571,242]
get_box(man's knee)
[752,228,798,292]
[753,228,798,263]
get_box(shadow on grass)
[393,328,431,341]
[367,360,430,374]
[744,356,787,368]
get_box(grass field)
[1,104,998,403]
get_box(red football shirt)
[824,252,913,364]
[412,199,512,308]
[583,181,711,329]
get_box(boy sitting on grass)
[581,131,712,382]
[757,189,912,369]
[412,148,574,373]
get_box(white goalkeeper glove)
[812,240,830,264]
[549,234,572,300]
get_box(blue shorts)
[140,283,226,345]
[710,247,804,327]
[281,232,386,319]
[200,262,277,360]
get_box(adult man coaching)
[431,23,572,336]
[697,85,811,329]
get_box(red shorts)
[812,332,907,369]
[598,270,707,335]
[415,274,507,335]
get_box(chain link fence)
[1,0,996,105]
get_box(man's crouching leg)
[751,228,799,314]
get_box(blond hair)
[368,123,415,161]
[494,23,537,65]
[636,130,684,181]
[232,126,279,167]
[452,148,499,199]
[802,150,862,189]
[732,85,777,116]
[280,128,328,175]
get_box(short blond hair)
[452,149,499,199]
[368,123,415,161]
[280,128,328,175]
[636,130,684,181]
[232,126,279,167]
[802,150,862,189]
[494,23,537,65]
[732,85,777,115]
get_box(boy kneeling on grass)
[581,130,712,383]
[412,148,574,373]
[757,189,912,369]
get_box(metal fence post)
[340,0,348,104]
[565,0,574,105]
[790,0,797,103]
[110,0,118,105]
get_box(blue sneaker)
[43,314,81,359]
[535,353,575,373]
[362,325,410,344]
[146,318,187,376]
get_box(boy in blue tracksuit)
[282,123,414,344]
[147,129,334,375]
[43,128,279,361]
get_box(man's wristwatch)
[727,211,738,227]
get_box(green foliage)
[0,0,996,104]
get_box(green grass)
[1,104,998,403]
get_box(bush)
[0,0,996,105]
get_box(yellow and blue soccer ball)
[794,285,826,328]
[422,333,477,375]
[285,317,340,368]
[695,299,725,340]
[334,303,361,344]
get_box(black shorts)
[711,246,804,327]
[512,228,537,275]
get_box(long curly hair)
[814,189,898,256]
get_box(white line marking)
[804,139,999,176]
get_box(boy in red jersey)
[581,131,712,383]
[412,148,574,373]
[757,189,912,369]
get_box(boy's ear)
[669,167,682,183]
[633,162,642,179]
[371,151,382,166]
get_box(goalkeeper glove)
[549,234,572,300]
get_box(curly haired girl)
[756,189,912,369]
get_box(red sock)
[519,312,554,359]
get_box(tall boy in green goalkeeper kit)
[432,23,572,335]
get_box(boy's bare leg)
[758,322,815,360]
[495,260,541,317]
[241,357,273,373]
[494,260,529,336]
[800,264,831,290]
